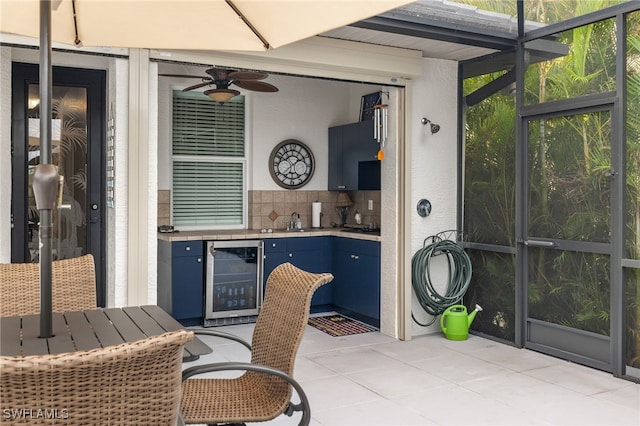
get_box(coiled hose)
[411,238,473,326]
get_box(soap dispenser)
[296,214,302,230]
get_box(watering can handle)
[440,306,451,333]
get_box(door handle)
[524,239,558,248]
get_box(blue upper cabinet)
[328,120,380,190]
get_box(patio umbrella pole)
[33,0,57,338]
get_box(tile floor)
[186,317,639,426]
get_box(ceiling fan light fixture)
[205,88,240,103]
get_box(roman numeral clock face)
[269,139,315,189]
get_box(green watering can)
[440,304,482,341]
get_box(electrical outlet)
[368,199,373,210]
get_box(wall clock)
[269,139,315,189]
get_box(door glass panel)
[527,111,611,243]
[528,248,610,335]
[27,84,88,262]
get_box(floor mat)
[308,314,377,337]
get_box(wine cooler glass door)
[205,240,264,321]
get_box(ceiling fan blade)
[233,80,279,92]
[182,81,212,91]
[158,73,206,79]
[228,71,268,81]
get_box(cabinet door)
[329,121,378,190]
[328,126,344,190]
[263,239,287,290]
[287,237,332,306]
[332,238,380,324]
[349,120,377,164]
[171,254,204,321]
[332,249,360,312]
[340,123,362,190]
[352,252,380,320]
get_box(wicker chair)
[0,329,194,426]
[0,254,96,317]
[180,262,334,426]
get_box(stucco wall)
[410,58,459,336]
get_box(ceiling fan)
[160,68,278,103]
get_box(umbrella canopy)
[0,0,413,50]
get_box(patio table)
[0,305,211,362]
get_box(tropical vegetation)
[457,1,639,368]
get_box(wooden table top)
[0,305,211,362]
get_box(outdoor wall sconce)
[421,117,440,134]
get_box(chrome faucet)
[287,212,298,231]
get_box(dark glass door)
[11,62,106,306]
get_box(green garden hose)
[411,238,473,326]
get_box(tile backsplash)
[249,190,381,230]
[158,189,381,230]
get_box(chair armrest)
[189,327,251,351]
[182,362,311,426]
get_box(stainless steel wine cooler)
[204,240,264,327]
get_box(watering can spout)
[468,304,483,327]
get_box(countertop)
[157,227,381,242]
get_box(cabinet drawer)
[286,236,330,252]
[333,237,380,257]
[263,238,286,253]
[172,241,203,257]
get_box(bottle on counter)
[296,214,302,230]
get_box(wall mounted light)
[421,117,440,134]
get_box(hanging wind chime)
[374,102,388,160]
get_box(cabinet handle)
[272,243,277,248]
[185,246,191,252]
[351,254,359,260]
[288,253,293,258]
[197,257,202,263]
[338,185,346,189]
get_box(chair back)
[250,263,333,398]
[0,254,97,317]
[0,329,193,425]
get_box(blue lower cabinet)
[263,237,332,309]
[263,238,288,289]
[332,237,380,327]
[157,240,204,326]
